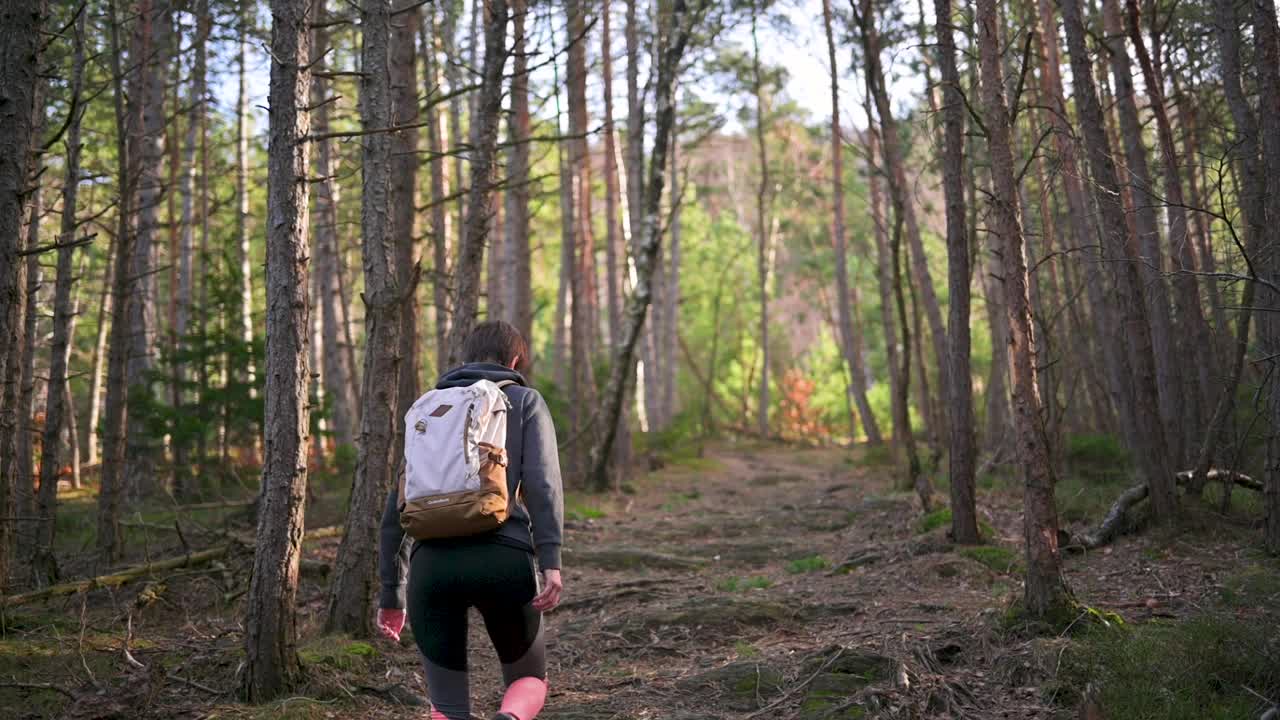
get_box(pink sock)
[429,707,450,720]
[498,677,547,720]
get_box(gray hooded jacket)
[378,363,565,610]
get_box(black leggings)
[407,541,545,719]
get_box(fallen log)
[0,525,344,609]
[1069,470,1262,550]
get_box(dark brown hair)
[462,320,530,373]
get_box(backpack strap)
[494,379,517,389]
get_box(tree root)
[1068,470,1261,551]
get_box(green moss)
[299,635,379,671]
[787,555,830,574]
[917,508,953,533]
[717,575,774,592]
[958,545,1023,575]
[1219,564,1280,608]
[1059,615,1280,720]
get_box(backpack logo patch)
[430,404,453,418]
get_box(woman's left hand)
[532,569,562,612]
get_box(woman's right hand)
[376,608,406,642]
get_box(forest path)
[524,443,1043,719]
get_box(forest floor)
[2,441,1278,719]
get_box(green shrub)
[1059,615,1280,719]
[786,555,829,574]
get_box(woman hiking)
[376,321,565,720]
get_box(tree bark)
[977,0,1071,618]
[823,0,881,446]
[1061,0,1177,522]
[97,0,138,563]
[326,0,404,637]
[33,9,87,584]
[751,5,772,439]
[858,0,948,443]
[1253,0,1280,555]
[603,0,623,352]
[235,0,258,403]
[566,0,598,467]
[17,132,43,549]
[240,0,311,698]
[311,9,359,448]
[442,0,508,366]
[391,0,420,463]
[421,6,452,379]
[934,0,976,543]
[866,114,905,454]
[506,0,532,349]
[589,0,696,489]
[1124,0,1216,468]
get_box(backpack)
[399,379,517,540]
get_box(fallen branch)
[0,680,75,698]
[1,525,343,608]
[1070,470,1262,550]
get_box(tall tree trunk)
[1098,0,1183,463]
[663,133,681,429]
[421,6,452,379]
[442,1,507,369]
[241,0,311,699]
[441,0,463,372]
[602,0,623,351]
[33,8,87,584]
[751,5,772,439]
[236,0,257,408]
[589,0,695,489]
[552,41,572,393]
[823,0,881,445]
[1254,0,1280,555]
[1124,0,1216,467]
[977,0,1071,618]
[858,0,948,446]
[311,9,359,447]
[391,0,420,473]
[172,0,206,499]
[566,0,598,466]
[122,0,169,498]
[17,134,44,549]
[97,0,139,563]
[326,0,404,636]
[934,0,976,542]
[1062,0,1177,522]
[87,242,111,466]
[0,0,44,590]
[506,0,532,352]
[867,118,905,453]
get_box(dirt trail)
[3,442,1259,719]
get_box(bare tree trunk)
[97,0,139,563]
[421,6,452,379]
[87,241,111,466]
[311,9,359,448]
[977,0,1071,617]
[663,133,681,429]
[235,1,257,405]
[858,0,948,446]
[0,0,44,590]
[17,139,44,549]
[751,5,772,439]
[122,0,171,498]
[391,0,420,473]
[506,0,532,352]
[1098,0,1183,464]
[327,0,404,637]
[566,0,598,467]
[441,0,464,372]
[588,0,696,489]
[241,0,311,698]
[866,118,904,453]
[1062,0,1177,522]
[603,0,623,351]
[553,42,572,393]
[1124,0,1216,468]
[1254,0,1280,555]
[33,9,87,584]
[934,0,976,543]
[823,0,881,446]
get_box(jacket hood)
[435,362,528,390]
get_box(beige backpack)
[398,379,516,539]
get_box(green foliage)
[1059,616,1280,719]
[717,576,774,592]
[917,508,953,533]
[299,636,379,671]
[1065,434,1130,478]
[958,545,1022,575]
[786,555,829,574]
